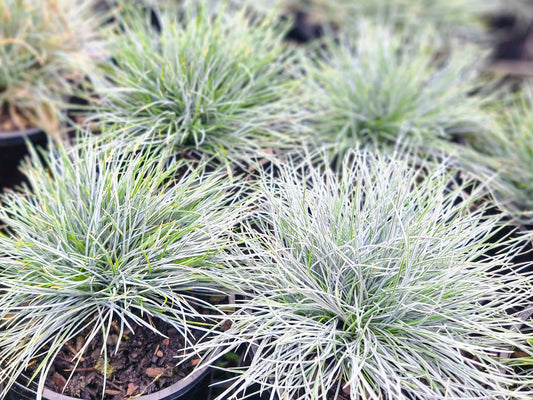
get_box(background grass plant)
[0,137,245,399]
[91,0,305,163]
[456,85,533,225]
[192,150,533,400]
[289,0,502,33]
[0,0,106,137]
[301,21,493,158]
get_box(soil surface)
[29,317,203,400]
[327,386,350,400]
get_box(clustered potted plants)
[1,1,532,400]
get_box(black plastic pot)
[6,296,236,400]
[7,364,212,400]
[0,127,48,190]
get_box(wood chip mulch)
[30,317,203,400]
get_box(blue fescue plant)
[457,85,533,225]
[191,149,533,400]
[90,0,305,163]
[0,0,106,137]
[282,0,501,34]
[302,21,492,156]
[0,137,246,399]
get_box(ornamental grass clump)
[303,22,491,155]
[286,0,501,33]
[194,150,533,399]
[0,0,105,137]
[457,86,533,225]
[91,0,303,162]
[0,138,245,399]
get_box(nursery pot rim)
[0,126,46,147]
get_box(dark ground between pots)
[489,8,533,77]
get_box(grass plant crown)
[190,148,533,400]
[302,20,492,156]
[0,135,246,399]
[90,0,305,162]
